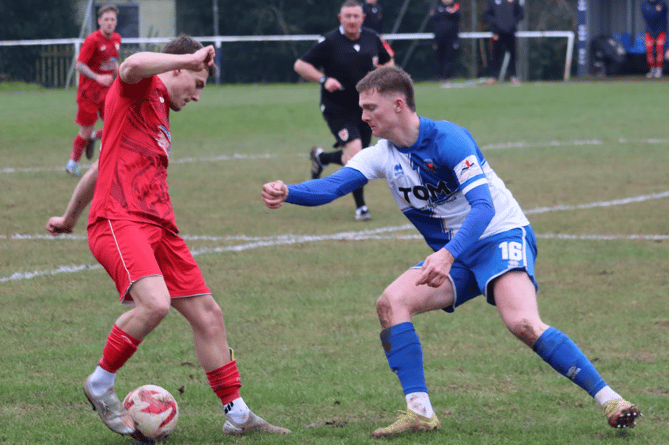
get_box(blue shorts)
[413,225,538,313]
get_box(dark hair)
[356,66,416,112]
[341,0,363,9]
[98,4,118,18]
[162,34,218,78]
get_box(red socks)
[98,324,242,407]
[98,324,142,373]
[206,360,242,405]
[70,135,87,162]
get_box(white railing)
[0,31,575,86]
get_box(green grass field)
[1,78,668,445]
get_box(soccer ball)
[123,384,179,443]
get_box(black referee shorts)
[321,99,372,148]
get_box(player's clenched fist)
[262,180,289,209]
[191,45,215,70]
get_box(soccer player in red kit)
[81,35,290,439]
[66,5,121,176]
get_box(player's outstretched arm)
[46,160,99,236]
[120,45,215,84]
[262,180,289,209]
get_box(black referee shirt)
[300,26,392,110]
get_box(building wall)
[588,0,648,39]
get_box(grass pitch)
[1,78,668,445]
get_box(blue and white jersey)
[346,117,529,250]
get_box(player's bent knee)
[376,293,394,325]
[192,297,226,333]
[377,289,410,325]
[203,302,225,326]
[139,299,171,325]
[505,318,540,347]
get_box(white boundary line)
[2,192,667,284]
[2,137,669,175]
[3,190,669,243]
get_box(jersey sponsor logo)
[156,125,171,158]
[423,159,436,172]
[454,155,483,184]
[393,163,404,178]
[338,128,349,142]
[398,181,453,204]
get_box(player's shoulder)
[422,117,466,138]
[360,27,382,41]
[424,118,477,151]
[322,28,341,41]
[85,29,101,42]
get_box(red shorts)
[88,219,211,304]
[75,96,105,127]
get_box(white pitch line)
[2,137,668,175]
[4,190,668,243]
[2,191,668,283]
[2,229,666,284]
[0,153,281,175]
[537,233,669,240]
[525,190,669,214]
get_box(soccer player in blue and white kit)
[262,66,640,438]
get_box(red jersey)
[77,29,122,105]
[88,75,178,233]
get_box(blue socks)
[381,323,606,400]
[380,322,428,395]
[533,327,607,397]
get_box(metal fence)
[0,32,574,88]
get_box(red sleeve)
[78,34,96,64]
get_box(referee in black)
[294,0,393,221]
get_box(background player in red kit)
[66,4,121,176]
[80,35,290,439]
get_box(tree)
[0,0,77,83]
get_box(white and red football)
[123,384,179,444]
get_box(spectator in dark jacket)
[363,0,384,34]
[430,0,461,82]
[484,0,524,85]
